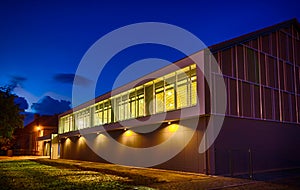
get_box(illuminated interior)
[59,64,197,134]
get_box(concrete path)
[0,156,50,161]
[34,158,257,189]
[1,156,299,189]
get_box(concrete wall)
[60,117,208,173]
[213,116,300,176]
[60,115,300,175]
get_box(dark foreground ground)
[0,156,300,190]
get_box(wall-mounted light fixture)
[168,124,179,132]
[124,129,133,136]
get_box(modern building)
[14,114,58,156]
[57,18,300,176]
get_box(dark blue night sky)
[1,0,300,115]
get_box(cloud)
[31,96,71,115]
[53,73,92,86]
[13,86,39,112]
[7,75,27,90]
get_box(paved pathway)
[1,156,299,189]
[33,158,257,189]
[0,156,50,161]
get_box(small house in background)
[14,114,58,156]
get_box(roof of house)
[24,115,58,130]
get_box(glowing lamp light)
[124,130,133,136]
[36,126,41,131]
[168,124,179,132]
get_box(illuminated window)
[155,79,164,113]
[94,103,103,126]
[177,80,188,108]
[74,113,78,130]
[103,108,107,124]
[123,94,129,120]
[190,65,197,106]
[98,103,103,124]
[116,96,123,121]
[58,63,198,134]
[165,73,175,111]
[64,117,69,132]
[176,67,189,108]
[77,112,84,129]
[103,100,111,123]
[69,116,73,131]
[107,100,112,123]
[83,110,90,128]
[58,118,63,134]
[145,81,154,115]
[129,90,136,118]
[137,87,144,117]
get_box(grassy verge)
[34,159,162,186]
[0,159,154,190]
[1,158,299,190]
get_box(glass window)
[94,103,103,126]
[107,100,112,123]
[136,86,144,117]
[145,81,154,115]
[59,63,198,134]
[129,90,136,118]
[103,100,111,124]
[176,67,189,108]
[69,116,73,131]
[99,103,103,125]
[123,93,129,120]
[73,113,78,130]
[103,108,108,124]
[190,65,197,106]
[155,78,164,113]
[77,112,84,129]
[117,96,123,121]
[58,118,63,134]
[177,79,188,108]
[64,117,69,133]
[165,73,175,111]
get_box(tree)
[0,86,24,151]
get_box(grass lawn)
[1,158,299,190]
[0,160,153,190]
